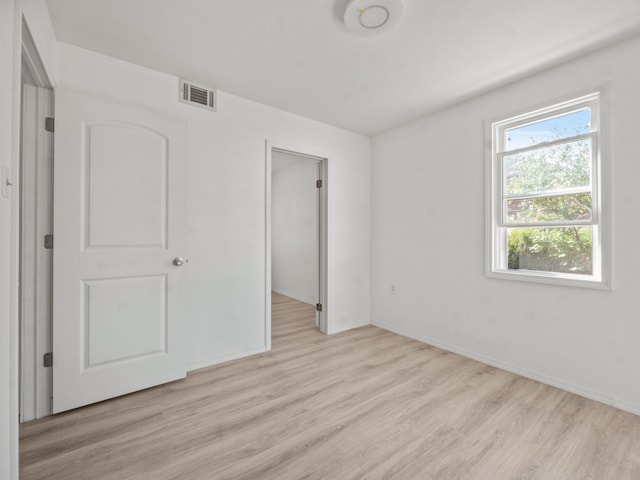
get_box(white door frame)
[19,19,54,421]
[265,141,329,345]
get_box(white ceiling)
[46,0,640,136]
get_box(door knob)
[173,257,186,266]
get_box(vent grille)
[179,79,217,111]
[189,86,209,105]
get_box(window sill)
[486,269,611,290]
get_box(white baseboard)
[187,345,268,372]
[271,288,316,306]
[373,320,640,417]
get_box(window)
[488,93,607,287]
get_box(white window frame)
[486,92,610,289]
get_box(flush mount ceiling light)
[344,0,405,36]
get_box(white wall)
[55,43,370,369]
[272,152,319,305]
[371,34,640,414]
[1,0,21,477]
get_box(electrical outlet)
[391,284,398,294]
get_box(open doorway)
[265,144,328,343]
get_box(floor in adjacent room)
[20,293,640,479]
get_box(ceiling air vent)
[179,79,217,111]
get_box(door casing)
[19,19,54,422]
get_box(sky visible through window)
[505,109,591,151]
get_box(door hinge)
[43,352,53,368]
[316,303,323,312]
[316,179,322,188]
[45,117,55,133]
[44,234,53,249]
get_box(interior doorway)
[265,144,328,343]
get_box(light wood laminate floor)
[20,293,640,479]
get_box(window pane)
[505,108,591,151]
[505,193,592,224]
[507,226,593,275]
[504,138,591,195]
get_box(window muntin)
[490,93,603,284]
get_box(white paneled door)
[53,90,188,413]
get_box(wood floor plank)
[20,292,640,479]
